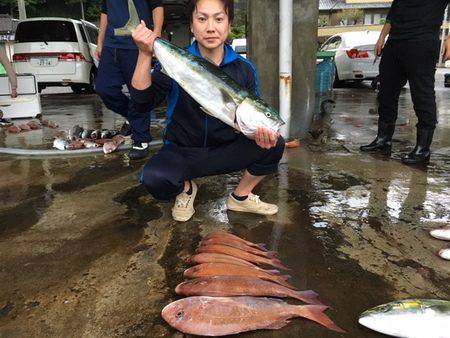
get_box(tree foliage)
[337,9,364,25]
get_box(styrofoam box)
[0,74,42,119]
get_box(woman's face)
[191,0,231,51]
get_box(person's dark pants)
[95,46,151,144]
[378,39,440,130]
[141,135,286,201]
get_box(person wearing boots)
[360,0,450,165]
[95,0,164,160]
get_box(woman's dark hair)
[188,0,234,24]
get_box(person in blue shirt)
[95,0,164,160]
[130,0,285,222]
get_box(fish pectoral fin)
[160,66,169,77]
[219,88,238,115]
[265,320,291,330]
[200,106,213,117]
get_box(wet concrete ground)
[0,71,449,337]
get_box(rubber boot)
[402,128,434,165]
[360,121,395,153]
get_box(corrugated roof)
[319,0,392,11]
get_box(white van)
[13,17,99,94]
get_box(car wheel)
[71,85,84,94]
[84,69,96,94]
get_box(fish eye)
[265,113,271,117]
[176,311,184,319]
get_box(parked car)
[320,31,381,86]
[12,17,99,94]
[231,38,246,58]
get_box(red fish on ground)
[103,135,125,154]
[197,244,290,271]
[162,296,345,336]
[200,237,277,258]
[189,253,259,268]
[204,231,269,251]
[184,263,294,289]
[176,276,323,305]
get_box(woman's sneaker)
[227,193,278,215]
[172,181,198,222]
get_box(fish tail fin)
[256,243,269,251]
[270,259,291,271]
[296,305,346,333]
[265,269,280,275]
[273,275,296,289]
[266,251,279,258]
[292,290,326,306]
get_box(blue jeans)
[95,46,152,143]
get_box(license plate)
[38,58,53,66]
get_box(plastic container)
[316,51,335,93]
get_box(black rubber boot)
[128,142,150,160]
[402,128,434,165]
[360,121,395,153]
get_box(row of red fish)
[7,119,58,133]
[161,231,345,336]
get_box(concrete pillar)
[248,0,319,138]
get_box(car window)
[15,20,77,42]
[235,45,246,54]
[77,23,88,43]
[321,37,341,51]
[320,42,329,51]
[86,26,98,43]
[327,37,341,50]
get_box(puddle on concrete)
[1,84,449,337]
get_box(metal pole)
[80,0,85,20]
[279,0,293,139]
[439,5,449,67]
[17,0,26,20]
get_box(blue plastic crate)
[316,57,335,93]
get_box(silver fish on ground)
[100,129,112,139]
[438,244,450,260]
[81,129,93,139]
[430,225,450,241]
[114,1,284,139]
[162,296,345,336]
[53,137,68,150]
[359,299,450,338]
[91,129,101,139]
[69,125,84,140]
